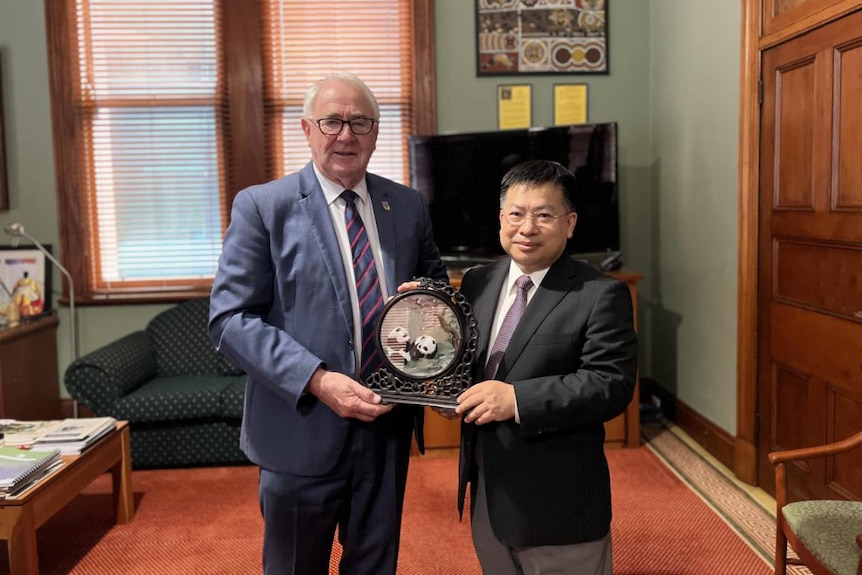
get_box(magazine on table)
[1,417,117,455]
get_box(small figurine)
[12,272,44,317]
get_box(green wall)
[647,1,739,431]
[0,0,740,434]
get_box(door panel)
[763,0,855,36]
[758,10,862,499]
[835,42,862,207]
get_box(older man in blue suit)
[209,72,447,575]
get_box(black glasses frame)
[312,117,378,136]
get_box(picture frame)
[476,0,609,76]
[554,83,589,125]
[0,57,8,211]
[497,84,532,130]
[364,278,478,408]
[0,245,52,318]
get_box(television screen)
[409,123,619,267]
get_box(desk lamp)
[4,222,78,417]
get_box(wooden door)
[757,9,862,498]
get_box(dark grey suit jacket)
[458,255,638,547]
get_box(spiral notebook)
[0,446,62,491]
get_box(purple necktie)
[484,275,533,380]
[342,190,385,381]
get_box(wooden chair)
[768,431,862,575]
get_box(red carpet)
[0,447,772,574]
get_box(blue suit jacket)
[209,162,448,475]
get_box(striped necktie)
[484,275,533,380]
[342,190,385,381]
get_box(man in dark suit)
[455,159,638,575]
[209,72,447,575]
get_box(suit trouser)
[472,466,613,575]
[258,418,412,575]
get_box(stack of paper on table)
[2,417,117,455]
[0,445,62,498]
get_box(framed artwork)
[477,0,609,76]
[364,279,478,408]
[0,245,52,318]
[554,83,589,124]
[0,57,8,210]
[497,84,532,130]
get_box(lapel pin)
[382,201,391,211]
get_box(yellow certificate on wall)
[554,84,588,125]
[497,85,532,130]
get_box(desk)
[424,269,643,450]
[0,421,134,575]
[0,315,62,420]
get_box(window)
[45,0,435,303]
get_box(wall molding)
[675,400,736,473]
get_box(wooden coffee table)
[0,421,134,574]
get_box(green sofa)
[64,298,248,468]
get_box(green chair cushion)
[112,375,239,423]
[783,500,862,575]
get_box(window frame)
[43,0,436,305]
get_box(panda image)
[409,334,438,361]
[385,326,411,366]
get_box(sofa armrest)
[64,331,159,415]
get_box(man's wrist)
[305,366,326,397]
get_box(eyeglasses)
[503,210,572,227]
[311,117,378,136]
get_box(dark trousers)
[258,420,412,575]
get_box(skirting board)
[674,399,735,473]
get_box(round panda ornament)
[364,278,478,408]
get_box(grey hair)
[302,72,380,119]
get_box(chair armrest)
[64,331,158,415]
[768,431,862,465]
[768,430,862,511]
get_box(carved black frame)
[364,278,478,407]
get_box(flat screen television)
[409,123,619,267]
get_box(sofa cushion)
[147,298,242,377]
[112,375,238,423]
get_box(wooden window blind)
[44,0,434,303]
[81,0,226,293]
[261,1,415,184]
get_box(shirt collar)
[312,164,369,207]
[505,261,548,294]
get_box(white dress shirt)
[313,165,389,371]
[486,261,549,423]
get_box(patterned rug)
[643,422,810,575]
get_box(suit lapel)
[297,163,353,332]
[494,257,574,380]
[368,181,397,296]
[474,261,509,373]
